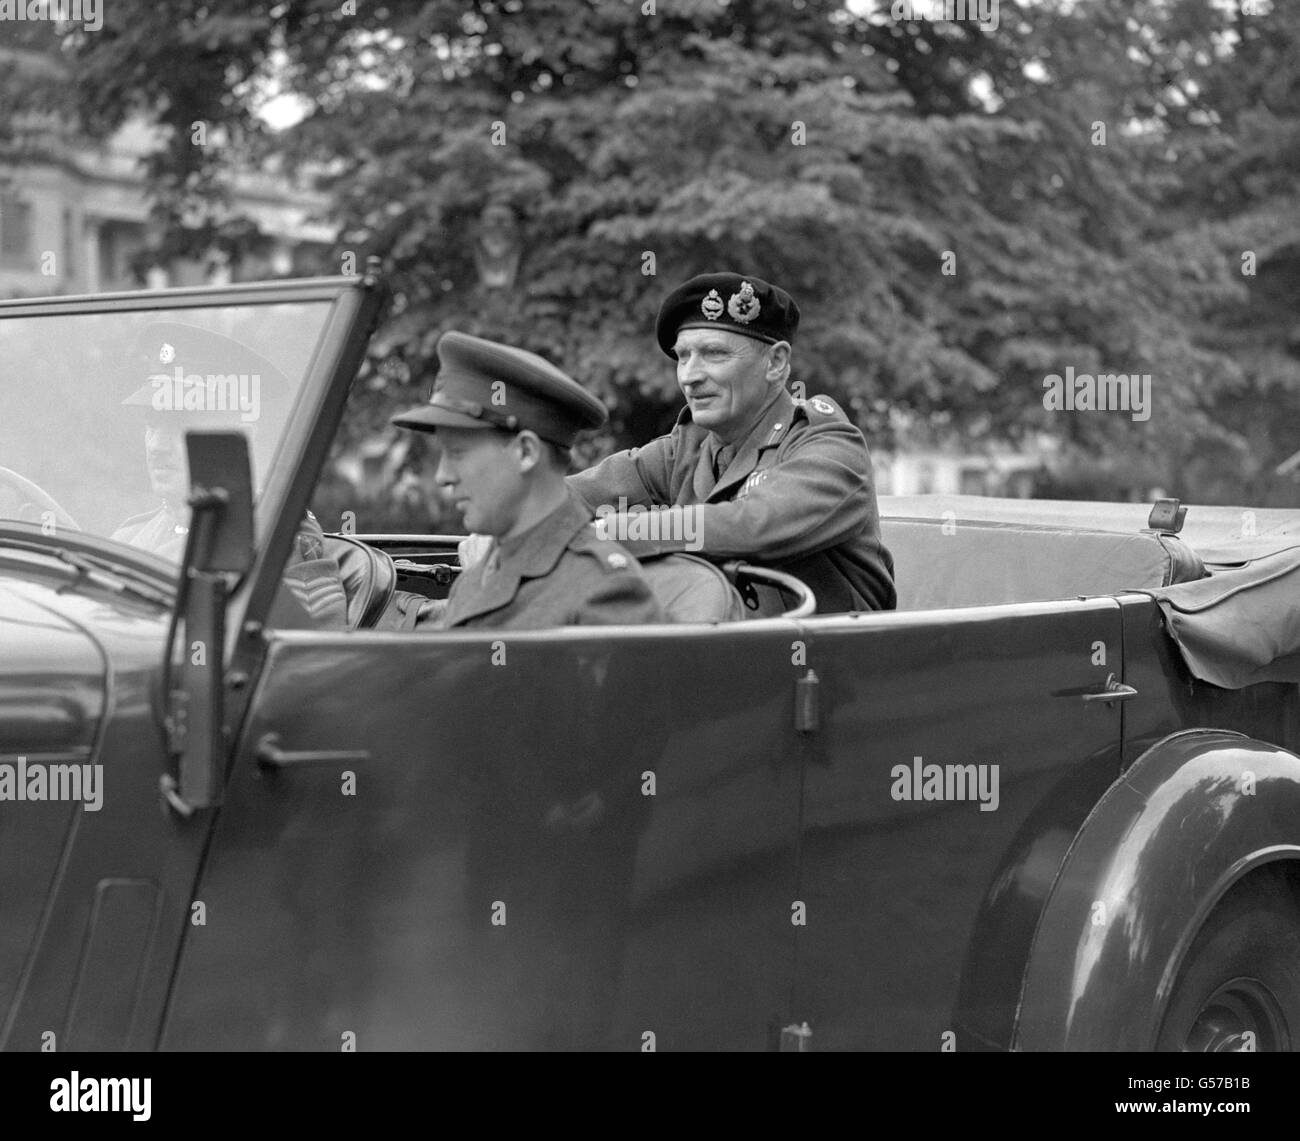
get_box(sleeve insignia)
[727,281,760,324]
[700,289,725,321]
[740,470,769,497]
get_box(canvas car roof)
[879,495,1300,689]
[879,495,1300,565]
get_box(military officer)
[564,271,896,613]
[110,400,203,564]
[114,324,348,628]
[391,331,663,629]
[113,324,284,560]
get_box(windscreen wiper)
[0,538,172,607]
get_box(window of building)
[959,466,989,496]
[0,195,33,269]
[915,461,936,495]
[62,207,76,281]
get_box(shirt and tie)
[710,442,735,486]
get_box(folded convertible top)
[1140,541,1300,689]
[880,495,1300,689]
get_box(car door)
[160,618,808,1051]
[0,275,384,1050]
[0,585,104,1041]
[790,599,1127,1050]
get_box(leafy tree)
[11,0,1297,521]
[1153,0,1300,505]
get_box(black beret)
[655,272,800,358]
[391,330,607,449]
[121,322,289,420]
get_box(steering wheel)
[0,466,82,532]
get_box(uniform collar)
[709,386,797,498]
[496,487,592,577]
[154,501,186,529]
[444,489,591,626]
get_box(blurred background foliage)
[4,0,1298,528]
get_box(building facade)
[0,42,332,298]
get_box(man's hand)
[414,597,448,627]
[457,532,494,570]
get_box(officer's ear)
[512,429,546,474]
[764,341,791,384]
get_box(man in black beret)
[565,271,896,613]
[391,330,662,629]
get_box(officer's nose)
[145,433,183,467]
[678,352,707,388]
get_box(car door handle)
[255,732,371,769]
[1077,674,1139,705]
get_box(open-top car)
[2,272,1299,1051]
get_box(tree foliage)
[4,0,1296,517]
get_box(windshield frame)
[0,273,389,643]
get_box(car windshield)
[0,300,332,565]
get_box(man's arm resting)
[595,423,877,562]
[567,434,678,512]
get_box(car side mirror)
[160,432,254,815]
[185,432,255,574]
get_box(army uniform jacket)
[567,387,896,613]
[111,505,189,561]
[436,489,663,630]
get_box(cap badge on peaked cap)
[159,343,176,365]
[389,329,608,448]
[727,281,761,324]
[700,289,725,321]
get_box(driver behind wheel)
[390,331,662,630]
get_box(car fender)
[1014,728,1300,1050]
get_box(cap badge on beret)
[727,281,761,325]
[159,343,176,365]
[654,271,799,357]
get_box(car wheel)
[1156,869,1300,1052]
